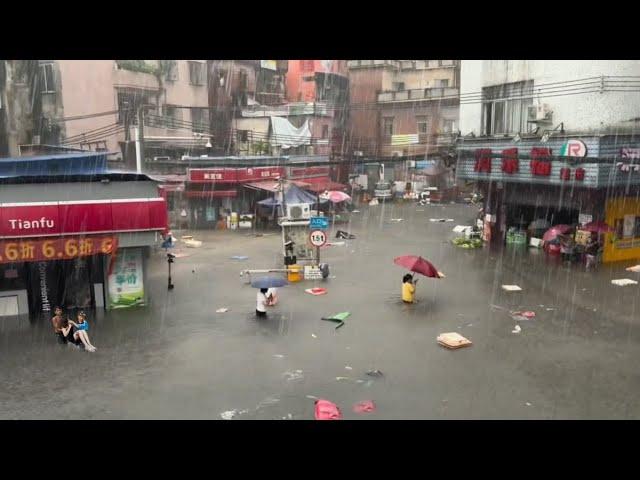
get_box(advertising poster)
[107,248,144,309]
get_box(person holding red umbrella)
[402,273,418,303]
[394,255,444,304]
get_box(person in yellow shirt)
[402,274,417,303]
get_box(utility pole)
[135,104,145,174]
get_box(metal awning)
[243,179,310,193]
[298,177,347,193]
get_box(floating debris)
[282,370,304,382]
[512,325,522,334]
[366,369,384,378]
[272,354,285,358]
[216,308,229,313]
[502,285,522,292]
[345,366,353,370]
[437,332,472,349]
[353,400,376,414]
[611,278,638,286]
[230,255,249,261]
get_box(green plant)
[116,60,159,76]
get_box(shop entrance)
[26,255,104,318]
[506,204,579,231]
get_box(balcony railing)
[377,87,459,103]
[347,60,399,69]
[240,102,334,117]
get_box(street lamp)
[167,253,175,290]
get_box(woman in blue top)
[67,312,97,352]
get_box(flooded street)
[3,202,640,419]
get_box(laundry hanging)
[270,116,312,148]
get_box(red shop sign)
[188,168,238,183]
[0,235,117,265]
[0,198,167,239]
[290,166,330,178]
[236,167,284,182]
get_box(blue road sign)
[310,216,329,230]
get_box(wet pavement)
[2,201,640,419]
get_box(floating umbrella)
[542,225,573,243]
[393,255,443,278]
[582,221,613,234]
[251,276,288,289]
[320,190,351,203]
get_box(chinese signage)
[391,134,419,146]
[108,248,144,309]
[616,162,640,172]
[188,167,284,183]
[0,235,117,265]
[559,139,587,157]
[0,199,167,239]
[289,166,330,179]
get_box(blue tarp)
[0,152,109,178]
[258,184,327,207]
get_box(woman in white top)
[256,288,268,317]
[265,288,278,306]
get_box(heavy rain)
[1,60,640,420]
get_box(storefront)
[456,137,640,261]
[185,166,285,229]
[0,173,167,318]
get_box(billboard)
[107,248,144,309]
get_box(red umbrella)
[393,255,443,278]
[542,225,573,243]
[582,221,613,233]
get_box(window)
[442,119,455,134]
[416,116,430,135]
[481,81,533,135]
[435,79,449,88]
[238,70,248,90]
[116,89,158,125]
[392,82,405,91]
[440,60,455,66]
[165,61,178,81]
[165,105,182,129]
[237,130,248,142]
[191,108,208,133]
[40,63,55,93]
[189,61,205,86]
[383,117,394,136]
[322,125,330,139]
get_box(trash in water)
[611,278,638,286]
[282,370,304,382]
[220,409,248,420]
[216,308,230,313]
[625,264,640,272]
[369,199,379,206]
[184,239,202,248]
[306,395,319,400]
[525,402,532,407]
[452,225,472,232]
[321,311,350,329]
[345,366,353,370]
[273,354,285,358]
[390,218,403,222]
[335,230,356,239]
[512,325,522,334]
[314,399,342,420]
[305,288,328,296]
[430,218,454,222]
[510,311,536,321]
[502,285,522,292]
[311,333,317,338]
[366,369,384,378]
[353,400,376,414]
[352,210,360,213]
[336,376,352,382]
[231,256,249,261]
[326,241,345,246]
[437,332,472,349]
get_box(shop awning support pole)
[135,105,145,174]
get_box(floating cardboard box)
[437,332,472,349]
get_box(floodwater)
[2,201,640,419]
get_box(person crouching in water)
[402,274,418,304]
[64,311,97,352]
[256,288,268,318]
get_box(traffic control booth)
[0,173,168,319]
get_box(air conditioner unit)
[153,156,170,162]
[286,203,311,220]
[527,104,552,122]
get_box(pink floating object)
[305,288,328,296]
[353,400,376,414]
[315,399,342,420]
